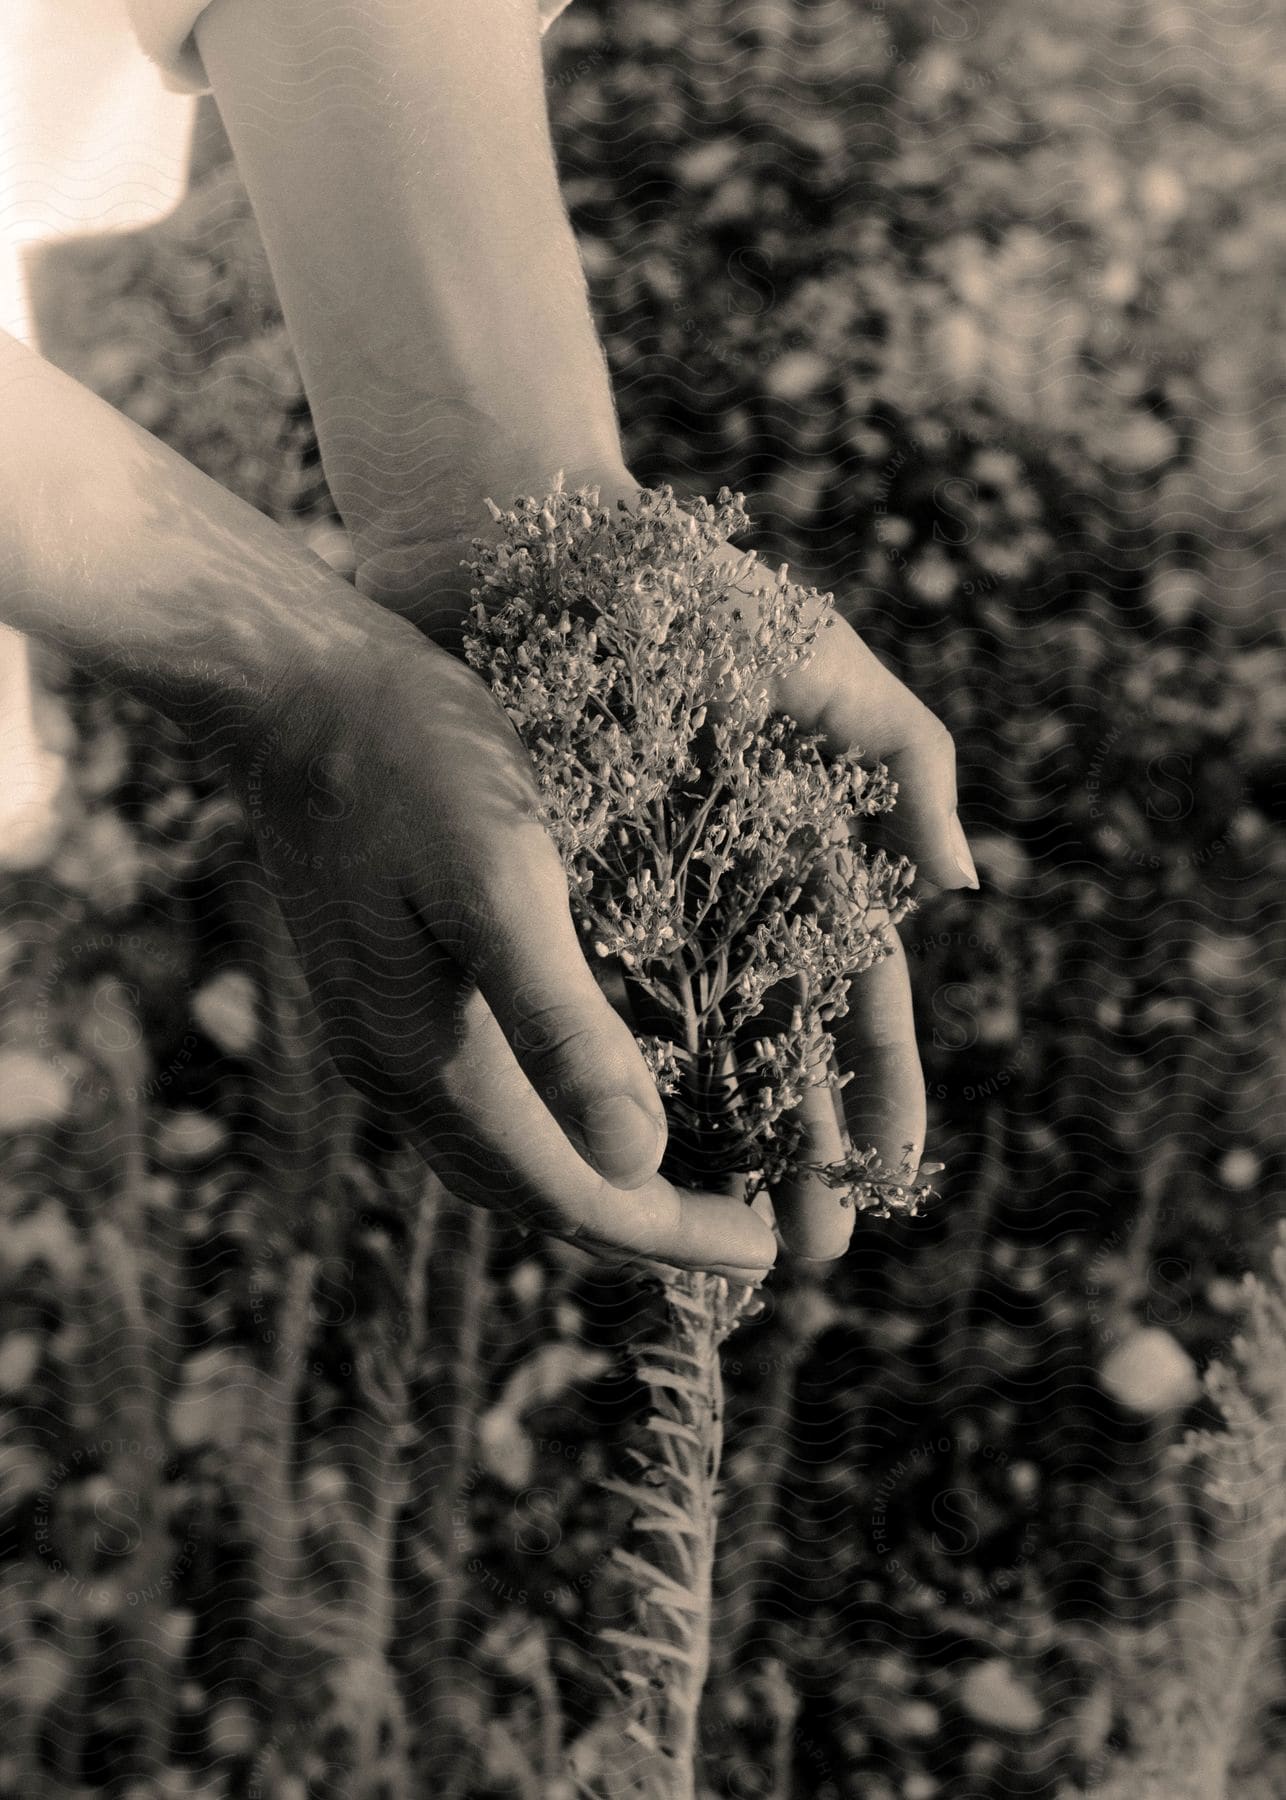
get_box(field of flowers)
[2,1,1284,1795]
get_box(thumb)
[434,841,669,1188]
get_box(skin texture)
[351,498,971,1262]
[0,327,775,1276]
[1,0,974,1272]
[195,0,977,1260]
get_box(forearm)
[195,0,628,580]
[0,328,406,763]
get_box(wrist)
[222,575,430,800]
[351,452,640,642]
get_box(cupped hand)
[711,535,977,1261]
[356,470,977,1266]
[237,615,779,1282]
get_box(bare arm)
[0,326,776,1277]
[0,325,366,748]
[195,0,629,605]
[194,0,977,1258]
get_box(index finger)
[424,981,779,1271]
[327,905,779,1273]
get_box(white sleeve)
[124,0,213,93]
[126,0,580,97]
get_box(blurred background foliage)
[2,0,1286,1795]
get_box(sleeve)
[126,0,579,99]
[124,0,214,93]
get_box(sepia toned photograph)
[0,2,1283,1796]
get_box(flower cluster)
[464,479,931,1218]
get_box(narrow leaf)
[600,1630,695,1666]
[636,1366,706,1398]
[612,1549,701,1608]
[600,1478,698,1529]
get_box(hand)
[0,333,771,1273]
[356,466,977,1265]
[236,614,779,1282]
[714,533,977,1260]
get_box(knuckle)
[512,996,610,1100]
[497,829,570,904]
[558,1215,603,1251]
[916,708,956,767]
[457,835,572,963]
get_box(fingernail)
[578,1095,666,1185]
[948,813,980,890]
